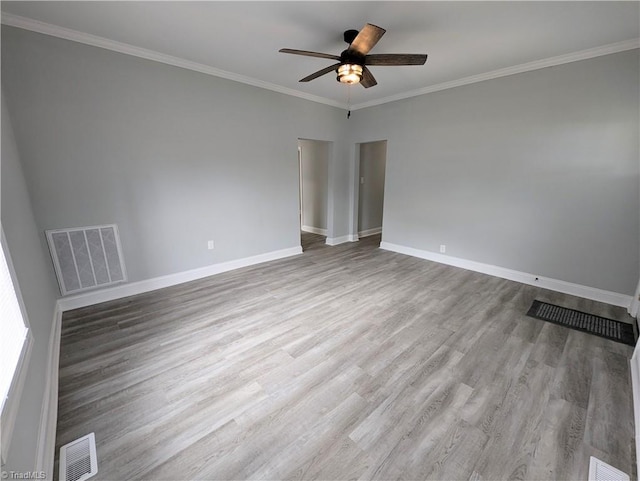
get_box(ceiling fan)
[279,23,428,88]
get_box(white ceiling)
[2,1,639,109]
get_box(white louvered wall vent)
[588,457,630,481]
[46,224,127,296]
[59,432,98,481]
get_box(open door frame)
[629,277,640,318]
[349,140,387,242]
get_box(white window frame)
[0,227,34,465]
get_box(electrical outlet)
[360,177,365,184]
[440,245,446,253]
[207,240,214,250]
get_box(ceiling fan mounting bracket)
[343,29,359,44]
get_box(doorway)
[356,140,387,245]
[298,139,330,251]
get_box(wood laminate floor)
[54,232,636,480]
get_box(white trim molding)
[631,344,640,481]
[358,227,382,238]
[301,225,328,236]
[326,235,358,246]
[35,306,62,480]
[629,278,640,318]
[57,246,302,312]
[0,332,33,466]
[380,242,633,308]
[2,12,637,112]
[0,12,344,109]
[0,227,34,466]
[352,39,640,110]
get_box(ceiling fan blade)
[299,63,341,82]
[279,48,341,61]
[348,23,386,56]
[360,66,377,88]
[365,54,428,66]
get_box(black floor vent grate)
[526,300,635,346]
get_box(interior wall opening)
[354,140,387,246]
[298,139,330,251]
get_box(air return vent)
[46,224,126,296]
[588,457,630,481]
[59,432,98,481]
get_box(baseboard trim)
[326,235,358,246]
[35,305,62,480]
[380,242,632,308]
[631,346,640,480]
[358,227,382,238]
[57,246,302,312]
[301,225,328,236]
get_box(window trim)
[0,227,33,465]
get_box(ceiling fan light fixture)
[337,63,363,84]
[280,23,427,88]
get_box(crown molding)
[2,12,637,112]
[0,12,347,109]
[352,38,640,110]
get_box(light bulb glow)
[337,64,363,84]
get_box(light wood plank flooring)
[54,233,636,480]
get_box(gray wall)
[350,50,640,295]
[358,140,386,234]
[299,139,329,233]
[1,27,349,283]
[1,93,60,472]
